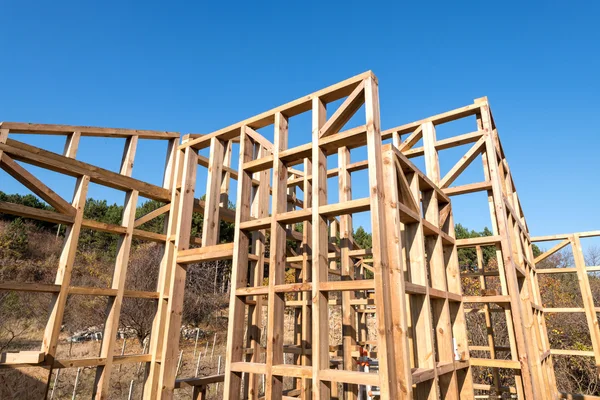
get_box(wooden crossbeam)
[134,203,171,227]
[0,154,75,215]
[1,121,179,139]
[439,136,486,189]
[319,81,365,138]
[1,139,170,202]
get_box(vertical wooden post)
[404,170,438,400]
[94,136,140,398]
[42,174,89,394]
[155,143,198,399]
[363,75,400,399]
[421,123,459,398]
[0,128,9,161]
[144,138,182,398]
[223,129,254,399]
[311,96,331,399]
[478,116,522,397]
[480,104,539,399]
[63,131,81,159]
[265,112,289,399]
[202,137,225,246]
[300,157,313,400]
[245,144,270,399]
[381,148,413,398]
[476,245,501,392]
[443,210,474,398]
[338,146,358,400]
[220,139,233,207]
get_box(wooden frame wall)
[0,123,181,399]
[1,72,594,400]
[383,97,558,398]
[532,230,600,400]
[177,71,475,400]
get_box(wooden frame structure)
[382,98,557,398]
[0,71,596,399]
[532,230,600,400]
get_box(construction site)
[0,71,599,400]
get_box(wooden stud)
[311,96,331,399]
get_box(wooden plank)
[176,243,234,264]
[311,96,331,399]
[0,351,45,364]
[455,236,502,248]
[39,175,89,398]
[470,358,521,369]
[363,76,400,399]
[144,137,183,399]
[223,130,254,399]
[398,125,423,152]
[265,112,289,399]
[174,374,225,389]
[1,139,170,202]
[300,156,312,400]
[0,200,74,224]
[0,154,75,215]
[63,131,81,158]
[534,239,570,264]
[421,121,459,399]
[439,136,486,189]
[381,147,413,398]
[532,230,600,242]
[443,181,492,196]
[202,137,225,246]
[244,144,270,399]
[338,145,359,400]
[319,81,365,138]
[0,128,8,161]
[244,126,274,152]
[134,203,171,228]
[155,144,198,399]
[1,121,179,139]
[403,170,439,400]
[319,369,379,386]
[318,197,370,218]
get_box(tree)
[455,224,495,271]
[353,226,371,249]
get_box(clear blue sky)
[1,1,598,251]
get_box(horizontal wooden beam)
[0,122,179,139]
[174,374,225,389]
[532,230,600,242]
[469,358,521,369]
[443,181,492,196]
[0,351,44,364]
[456,235,502,248]
[0,201,73,224]
[0,282,158,298]
[177,243,235,264]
